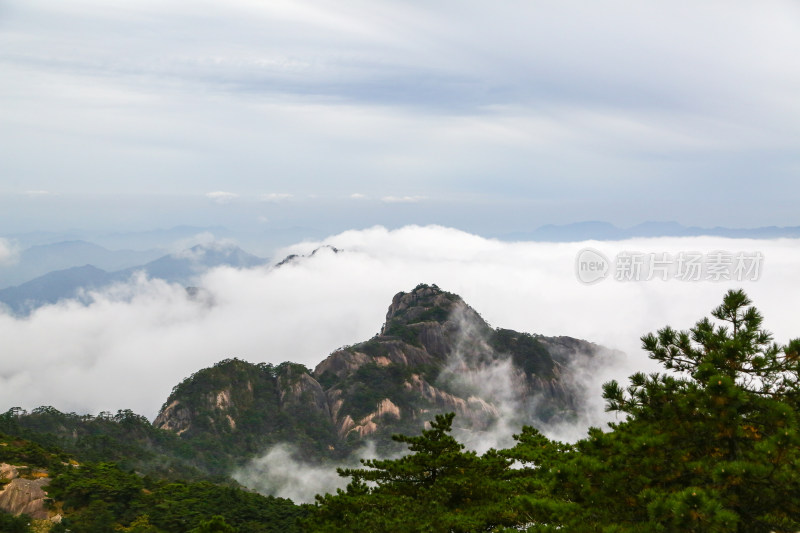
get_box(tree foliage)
[505,289,800,532]
[310,290,800,532]
[0,509,33,533]
[306,413,519,532]
[45,461,306,532]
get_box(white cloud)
[233,444,355,503]
[350,193,367,199]
[0,239,19,266]
[167,232,238,255]
[0,226,797,436]
[381,195,427,203]
[205,191,239,204]
[260,193,293,202]
[232,441,387,503]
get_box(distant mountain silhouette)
[0,240,161,289]
[117,244,266,281]
[501,221,800,242]
[274,245,341,267]
[0,243,267,315]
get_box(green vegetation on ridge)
[307,290,800,532]
[0,431,306,532]
[5,288,795,531]
[0,407,208,481]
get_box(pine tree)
[508,289,800,532]
[306,413,520,532]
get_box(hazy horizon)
[2,1,799,236]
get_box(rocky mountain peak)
[275,245,341,268]
[381,283,487,333]
[151,284,622,464]
[383,283,460,326]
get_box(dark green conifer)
[508,289,800,532]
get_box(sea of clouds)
[0,225,797,431]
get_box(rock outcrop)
[153,283,622,460]
[0,463,21,480]
[0,464,51,520]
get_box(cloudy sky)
[1,0,799,239]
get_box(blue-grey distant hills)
[501,221,800,242]
[115,244,266,281]
[0,244,267,315]
[0,240,163,289]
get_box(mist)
[0,226,797,424]
[232,444,351,503]
[234,298,625,502]
[0,238,19,265]
[231,440,394,504]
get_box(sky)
[1,0,799,239]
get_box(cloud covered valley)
[1,225,797,444]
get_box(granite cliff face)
[153,284,620,460]
[152,359,338,467]
[0,463,57,521]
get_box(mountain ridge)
[1,283,621,480]
[153,283,621,463]
[501,220,800,241]
[0,243,268,315]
